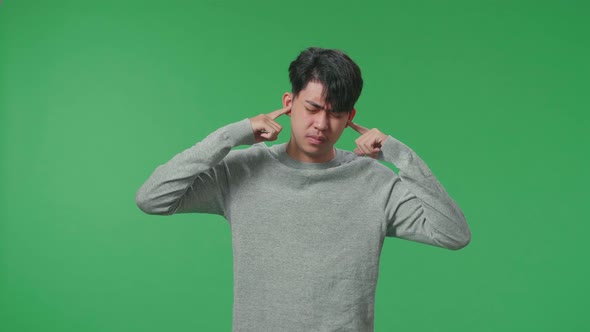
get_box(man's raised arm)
[348,121,471,250]
[135,106,290,216]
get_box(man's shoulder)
[335,148,398,180]
[336,148,390,168]
[225,142,276,164]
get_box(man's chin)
[303,141,330,152]
[287,138,335,162]
[302,144,335,159]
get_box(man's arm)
[349,121,471,250]
[135,106,290,216]
[135,119,255,216]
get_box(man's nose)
[313,112,329,130]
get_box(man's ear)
[346,108,357,126]
[282,92,293,116]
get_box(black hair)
[288,47,363,113]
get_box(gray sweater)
[135,119,471,332]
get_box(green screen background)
[1,1,588,331]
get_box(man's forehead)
[304,99,330,110]
[296,81,348,112]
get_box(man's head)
[282,47,363,163]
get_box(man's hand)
[249,105,291,142]
[348,121,389,159]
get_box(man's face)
[283,81,354,163]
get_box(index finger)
[268,105,292,120]
[347,121,369,135]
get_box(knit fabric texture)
[136,119,471,332]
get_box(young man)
[136,47,471,331]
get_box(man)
[136,47,471,331]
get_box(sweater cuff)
[379,135,413,169]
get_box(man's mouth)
[306,135,327,144]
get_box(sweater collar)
[270,143,344,170]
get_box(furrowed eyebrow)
[305,100,332,112]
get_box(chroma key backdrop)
[1,1,588,331]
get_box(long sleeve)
[135,119,256,216]
[380,136,471,250]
